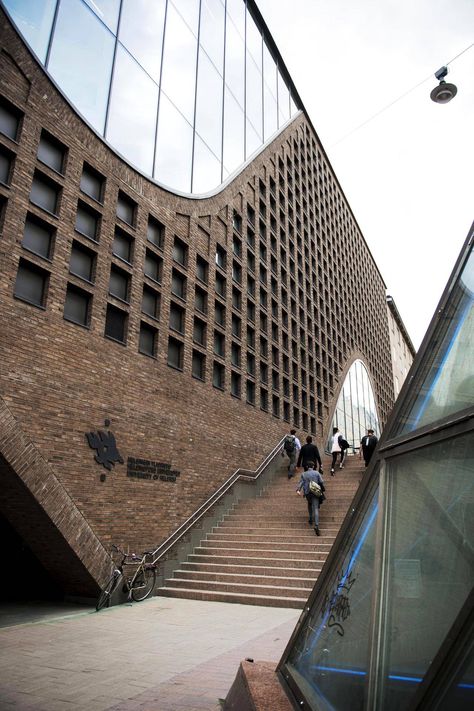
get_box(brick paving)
[0,597,300,710]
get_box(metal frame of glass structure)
[1,0,301,195]
[278,223,474,710]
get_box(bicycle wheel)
[131,567,156,602]
[96,572,122,611]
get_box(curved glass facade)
[2,0,300,194]
[329,359,380,451]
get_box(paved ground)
[0,598,301,711]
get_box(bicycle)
[96,544,157,611]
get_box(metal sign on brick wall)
[85,420,180,483]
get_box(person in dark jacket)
[359,429,378,466]
[297,435,323,472]
[296,462,325,535]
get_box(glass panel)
[30,174,59,214]
[118,0,166,82]
[0,150,12,183]
[278,70,290,126]
[139,323,156,357]
[377,434,474,710]
[245,9,262,68]
[80,164,104,202]
[22,216,53,258]
[83,0,120,33]
[154,93,192,192]
[105,304,126,342]
[224,5,245,107]
[64,285,89,325]
[2,0,56,63]
[192,134,221,194]
[171,0,200,34]
[263,86,278,142]
[14,261,47,306]
[246,118,261,159]
[285,486,379,708]
[106,46,158,175]
[47,0,115,133]
[435,644,474,711]
[0,101,21,140]
[246,53,263,141]
[195,49,223,159]
[199,0,225,73]
[70,243,94,281]
[394,247,474,435]
[223,88,244,175]
[37,133,65,173]
[160,4,198,125]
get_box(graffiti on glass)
[321,567,357,637]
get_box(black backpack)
[284,435,295,453]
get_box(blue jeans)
[306,493,320,526]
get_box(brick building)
[0,0,398,600]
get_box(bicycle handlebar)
[111,544,152,561]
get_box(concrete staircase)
[156,455,364,608]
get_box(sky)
[257,0,474,349]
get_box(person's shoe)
[339,464,344,469]
[330,469,335,476]
[308,519,313,525]
[315,527,321,536]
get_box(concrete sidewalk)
[0,598,301,710]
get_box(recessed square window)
[195,285,207,314]
[169,302,185,334]
[260,388,268,411]
[147,215,164,248]
[215,272,226,297]
[171,269,186,300]
[192,350,205,380]
[232,286,241,311]
[196,256,208,283]
[247,352,255,376]
[144,249,162,282]
[247,325,255,349]
[272,395,280,417]
[64,283,91,326]
[109,265,130,302]
[30,171,60,215]
[231,342,241,367]
[14,259,48,308]
[139,322,157,358]
[214,300,225,327]
[247,301,255,323]
[231,371,241,397]
[231,314,241,338]
[69,241,95,282]
[246,379,255,405]
[0,97,22,141]
[80,162,105,202]
[112,227,133,263]
[0,145,13,185]
[233,210,242,233]
[142,286,160,320]
[37,130,66,174]
[75,200,100,241]
[215,245,226,269]
[214,330,225,357]
[213,361,225,389]
[105,304,127,343]
[232,260,242,284]
[167,336,184,370]
[173,236,187,266]
[193,317,206,346]
[116,191,136,226]
[22,214,54,259]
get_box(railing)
[150,436,286,569]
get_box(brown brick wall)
[0,11,395,592]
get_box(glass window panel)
[199,0,225,74]
[263,86,278,141]
[290,94,298,117]
[80,164,104,202]
[112,229,132,263]
[142,286,160,320]
[70,242,94,281]
[378,435,474,710]
[224,11,245,107]
[285,488,379,708]
[116,192,136,225]
[37,132,65,173]
[0,100,21,140]
[246,53,263,141]
[246,118,261,159]
[22,215,53,259]
[263,43,277,102]
[83,0,120,33]
[64,284,90,326]
[195,49,223,159]
[144,251,162,282]
[277,70,290,126]
[0,150,11,184]
[139,322,157,357]
[14,260,48,306]
[48,0,115,133]
[30,173,59,214]
[75,203,99,240]
[192,134,221,194]
[118,0,166,81]
[160,4,198,125]
[104,303,127,342]
[2,0,56,63]
[154,93,192,192]
[171,0,200,34]
[245,9,262,68]
[394,247,474,435]
[223,88,244,175]
[147,216,164,248]
[226,0,245,39]
[109,266,129,301]
[106,46,158,175]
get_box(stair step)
[199,539,333,551]
[163,577,311,599]
[193,545,329,560]
[180,561,322,577]
[171,570,315,588]
[156,587,306,609]
[188,553,328,566]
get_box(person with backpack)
[296,461,325,535]
[282,428,301,479]
[330,426,350,475]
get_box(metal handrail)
[150,436,286,566]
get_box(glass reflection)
[223,88,244,175]
[286,488,379,709]
[171,0,200,35]
[278,70,290,126]
[246,53,263,140]
[246,118,261,159]
[199,0,225,74]
[195,49,223,159]
[154,92,192,192]
[83,0,120,33]
[329,360,380,451]
[106,46,158,175]
[47,0,114,132]
[224,11,245,108]
[395,247,474,435]
[378,436,474,710]
[192,134,221,194]
[2,0,56,62]
[118,0,166,82]
[161,3,198,125]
